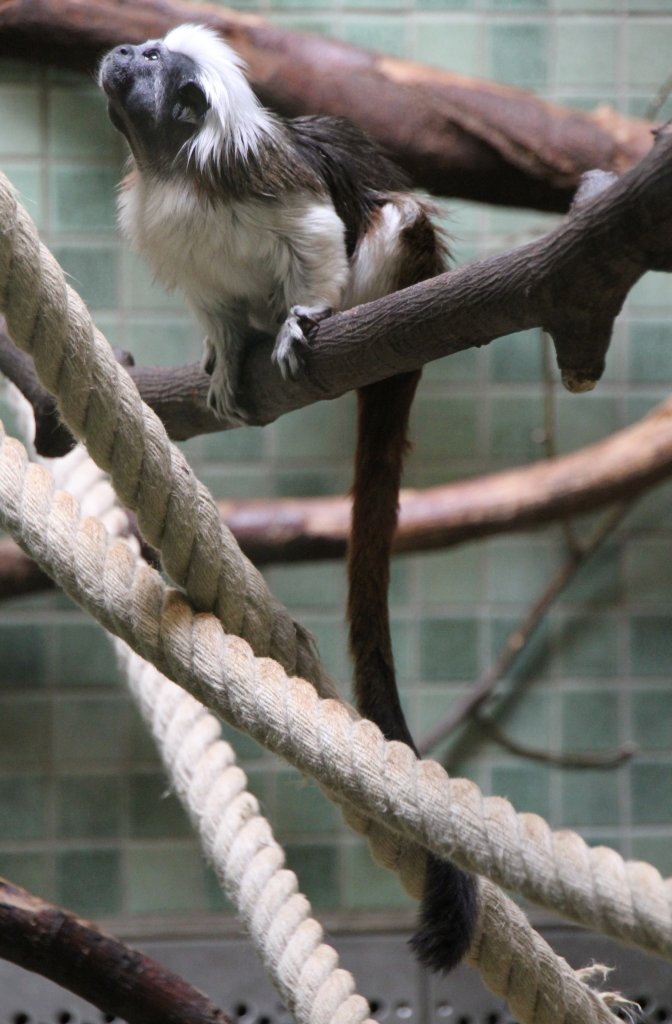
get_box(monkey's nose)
[111,44,135,60]
[99,44,135,93]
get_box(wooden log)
[4,122,672,454]
[0,877,231,1024]
[1,391,671,597]
[0,0,655,210]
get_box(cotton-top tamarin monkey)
[99,23,477,973]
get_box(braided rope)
[0,170,335,698]
[2,399,375,1024]
[121,643,374,1024]
[7,400,625,1024]
[0,420,651,1022]
[0,168,657,1021]
[0,166,432,915]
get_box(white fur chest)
[117,174,348,332]
[119,177,282,311]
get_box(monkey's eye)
[143,48,160,61]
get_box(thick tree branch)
[218,403,672,551]
[4,167,672,569]
[0,0,654,210]
[1,118,671,593]
[2,390,672,599]
[0,324,217,455]
[228,123,668,406]
[4,123,672,451]
[220,384,672,554]
[0,877,231,1024]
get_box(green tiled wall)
[1,1,672,924]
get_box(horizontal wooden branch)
[0,100,670,601]
[0,0,654,210]
[4,121,667,459]
[1,392,671,601]
[0,128,670,593]
[121,124,672,429]
[0,876,231,1024]
[218,398,672,555]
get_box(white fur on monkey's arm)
[270,202,348,379]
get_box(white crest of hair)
[164,23,278,167]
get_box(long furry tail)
[411,855,479,973]
[348,373,419,741]
[347,372,478,973]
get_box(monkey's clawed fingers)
[272,315,310,380]
[206,385,253,424]
[206,369,257,425]
[272,304,332,380]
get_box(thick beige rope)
[5,401,624,1024]
[3,397,375,1024]
[120,643,375,1024]
[0,170,335,699]
[0,420,643,1022]
[0,167,435,915]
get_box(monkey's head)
[99,24,274,174]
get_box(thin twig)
[646,71,672,122]
[417,501,631,756]
[472,711,636,768]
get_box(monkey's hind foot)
[202,339,257,424]
[272,304,332,380]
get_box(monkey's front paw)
[272,304,332,380]
[272,316,308,380]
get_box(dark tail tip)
[409,854,479,974]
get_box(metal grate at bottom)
[1,926,669,1023]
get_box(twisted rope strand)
[0,420,652,1022]
[4,399,375,1024]
[0,172,649,1021]
[0,167,426,932]
[121,645,374,1024]
[0,170,335,698]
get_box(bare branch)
[471,714,636,769]
[418,503,633,756]
[0,325,73,456]
[1,127,672,579]
[0,0,655,210]
[0,876,232,1024]
[0,322,216,456]
[224,123,669,408]
[3,335,672,571]
[3,124,672,456]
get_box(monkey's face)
[99,40,209,171]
